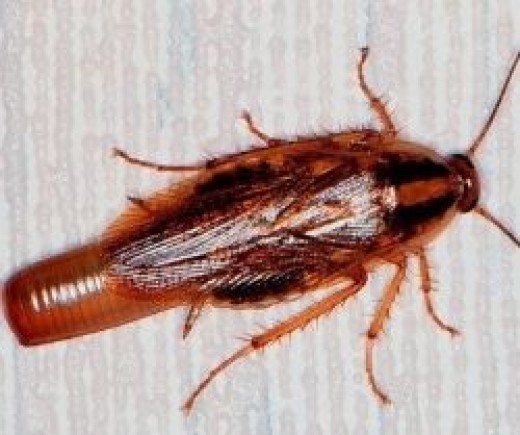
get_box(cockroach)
[3,48,519,413]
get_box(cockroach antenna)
[467,51,520,157]
[464,51,520,247]
[473,205,520,247]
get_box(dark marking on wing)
[196,161,275,195]
[212,269,304,304]
[380,156,452,186]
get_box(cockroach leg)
[182,304,204,340]
[112,147,201,173]
[182,268,367,413]
[357,47,397,138]
[365,257,407,405]
[417,249,460,336]
[240,110,283,147]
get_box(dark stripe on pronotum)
[391,193,457,229]
[382,157,452,186]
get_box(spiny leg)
[417,249,460,336]
[182,268,368,413]
[182,304,204,340]
[365,258,407,404]
[112,147,201,173]
[357,47,397,138]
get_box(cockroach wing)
[103,148,396,303]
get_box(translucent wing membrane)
[106,160,396,297]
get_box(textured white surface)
[1,1,519,434]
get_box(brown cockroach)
[3,48,519,412]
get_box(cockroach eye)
[447,153,480,213]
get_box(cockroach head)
[448,153,519,247]
[452,51,519,247]
[454,51,519,212]
[447,154,480,213]
[453,52,519,213]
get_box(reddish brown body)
[3,135,464,345]
[3,244,180,346]
[3,48,519,412]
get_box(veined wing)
[106,151,397,295]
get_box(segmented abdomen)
[2,244,174,346]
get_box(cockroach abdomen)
[2,244,175,346]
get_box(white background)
[1,1,519,434]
